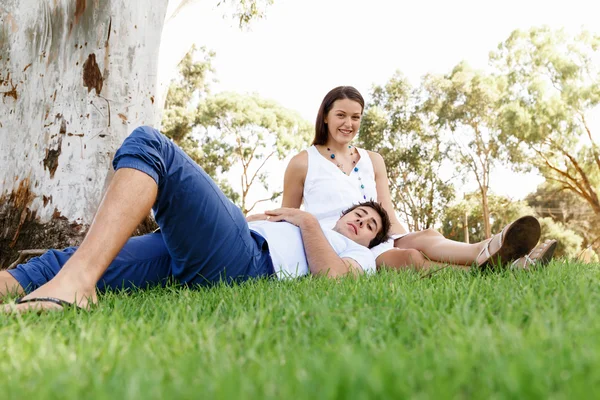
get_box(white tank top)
[303,145,378,229]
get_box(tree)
[171,0,275,28]
[219,0,275,28]
[0,0,274,268]
[441,190,588,259]
[195,92,311,214]
[0,0,172,268]
[441,192,535,244]
[161,45,216,157]
[492,27,600,220]
[161,47,311,214]
[526,182,600,259]
[358,72,455,231]
[422,63,507,239]
[537,217,588,260]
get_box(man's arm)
[299,216,364,277]
[264,208,363,278]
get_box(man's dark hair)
[341,200,391,248]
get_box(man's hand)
[264,208,317,228]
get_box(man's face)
[333,206,382,247]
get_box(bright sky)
[159,0,600,214]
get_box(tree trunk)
[0,0,170,268]
[481,189,492,239]
[463,211,469,244]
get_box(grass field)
[1,261,600,399]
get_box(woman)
[281,86,556,271]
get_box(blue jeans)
[9,126,274,293]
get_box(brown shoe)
[476,216,541,269]
[511,239,558,270]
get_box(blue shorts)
[9,126,274,293]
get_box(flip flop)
[14,297,81,310]
[511,239,558,269]
[476,216,541,270]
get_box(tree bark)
[0,0,170,268]
[481,188,491,239]
[463,211,469,244]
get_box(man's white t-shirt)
[301,145,407,260]
[248,220,376,279]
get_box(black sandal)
[15,297,81,310]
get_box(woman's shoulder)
[288,149,309,168]
[354,147,385,168]
[365,150,386,168]
[285,149,309,177]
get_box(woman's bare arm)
[281,151,308,209]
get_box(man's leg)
[10,168,158,310]
[3,233,172,304]
[0,272,25,298]
[8,126,268,312]
[126,128,267,286]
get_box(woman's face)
[324,98,363,145]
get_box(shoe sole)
[479,216,541,270]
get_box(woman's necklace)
[327,145,357,174]
[326,145,367,200]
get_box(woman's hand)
[245,213,270,222]
[264,208,316,228]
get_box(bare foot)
[3,272,97,313]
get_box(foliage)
[441,192,535,244]
[218,0,275,28]
[358,72,455,231]
[161,46,238,200]
[195,92,311,213]
[526,181,600,260]
[375,27,600,243]
[162,47,311,213]
[162,45,216,143]
[171,0,275,28]
[442,189,588,259]
[537,217,584,259]
[491,26,600,219]
[2,264,600,398]
[422,63,507,239]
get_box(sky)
[158,0,600,214]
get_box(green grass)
[1,261,600,399]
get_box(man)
[1,126,391,312]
